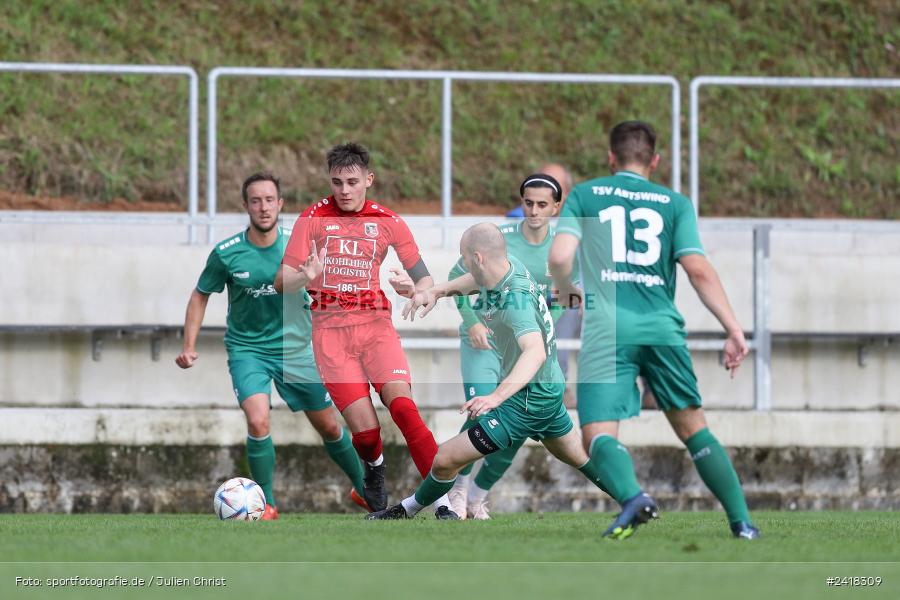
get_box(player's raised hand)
[402,289,438,321]
[299,239,326,281]
[723,330,749,378]
[461,393,502,419]
[175,349,198,369]
[388,267,416,298]
[467,322,492,350]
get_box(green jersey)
[450,221,563,338]
[466,255,565,412]
[558,170,704,345]
[197,227,312,356]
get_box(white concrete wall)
[1,406,897,448]
[1,331,897,411]
[3,219,899,333]
[1,217,898,444]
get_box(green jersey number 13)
[599,206,664,267]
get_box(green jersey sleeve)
[556,187,583,239]
[672,197,705,259]
[449,257,480,331]
[501,291,542,339]
[196,249,228,294]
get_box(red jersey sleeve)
[388,214,422,270]
[282,207,315,269]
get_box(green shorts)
[478,399,573,451]
[227,345,331,413]
[576,344,702,424]
[460,337,502,400]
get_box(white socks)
[450,473,471,494]
[401,495,424,516]
[468,482,489,504]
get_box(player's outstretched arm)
[461,331,546,418]
[401,272,478,321]
[387,267,435,299]
[679,254,749,377]
[387,267,416,298]
[548,233,583,308]
[175,289,209,369]
[275,239,325,294]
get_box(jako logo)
[691,447,711,461]
[233,271,250,279]
[392,369,408,375]
[487,419,499,429]
[325,224,340,231]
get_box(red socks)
[351,427,383,463]
[388,396,438,478]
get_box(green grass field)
[2,512,898,599]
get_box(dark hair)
[609,120,657,166]
[519,173,562,202]
[241,171,281,202]
[327,142,370,173]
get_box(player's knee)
[313,419,342,442]
[245,413,270,437]
[379,381,411,406]
[431,450,459,479]
[667,408,707,442]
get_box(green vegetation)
[0,0,896,217]
[1,513,898,599]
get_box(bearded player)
[275,143,454,518]
[176,171,366,519]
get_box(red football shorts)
[311,318,412,411]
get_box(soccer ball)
[213,477,266,521]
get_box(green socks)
[323,428,366,496]
[473,439,524,490]
[685,428,751,524]
[589,434,642,504]
[577,459,610,496]
[414,471,457,507]
[248,429,367,508]
[246,435,276,506]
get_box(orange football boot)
[350,488,372,512]
[261,504,280,520]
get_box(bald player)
[366,224,658,538]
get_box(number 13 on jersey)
[599,206,663,266]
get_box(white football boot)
[447,485,468,521]
[468,499,491,520]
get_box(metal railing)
[207,68,681,243]
[689,75,900,213]
[688,76,900,408]
[0,62,201,242]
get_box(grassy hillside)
[0,0,897,217]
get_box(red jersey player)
[276,143,456,519]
